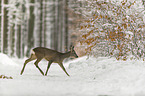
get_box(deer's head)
[70,46,78,58]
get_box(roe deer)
[20,46,78,76]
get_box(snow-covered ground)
[1,53,145,96]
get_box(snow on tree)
[72,0,145,60]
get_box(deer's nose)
[76,55,78,58]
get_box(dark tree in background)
[51,0,69,51]
[2,0,8,54]
[0,0,72,58]
[26,0,35,57]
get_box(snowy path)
[1,54,145,96]
[0,56,98,96]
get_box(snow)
[1,54,145,96]
[0,53,18,66]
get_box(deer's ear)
[70,45,74,52]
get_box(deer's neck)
[61,51,71,59]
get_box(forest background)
[0,0,145,60]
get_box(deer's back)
[33,47,61,61]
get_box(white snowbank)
[0,53,18,66]
[68,56,145,95]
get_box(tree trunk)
[142,0,145,8]
[9,24,15,56]
[2,0,8,54]
[0,0,1,52]
[26,0,35,57]
[64,0,69,51]
[16,25,21,58]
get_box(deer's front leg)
[58,63,70,76]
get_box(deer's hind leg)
[20,54,37,75]
[45,60,53,76]
[34,55,44,75]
